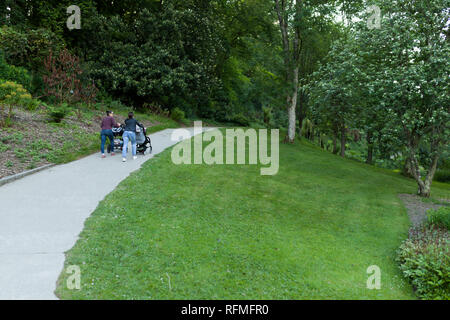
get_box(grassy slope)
[56,133,449,300]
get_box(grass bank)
[56,131,449,299]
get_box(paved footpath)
[0,127,213,300]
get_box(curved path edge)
[0,127,215,300]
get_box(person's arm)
[100,118,105,128]
[112,117,120,128]
[136,120,144,128]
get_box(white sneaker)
[122,158,127,162]
[133,156,138,160]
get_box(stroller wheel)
[145,137,152,154]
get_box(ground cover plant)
[397,223,449,299]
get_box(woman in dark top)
[100,111,120,158]
[122,112,144,162]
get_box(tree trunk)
[418,183,430,198]
[366,131,374,164]
[407,148,439,198]
[286,67,299,143]
[420,153,439,197]
[340,129,346,157]
[367,145,374,164]
[274,0,301,144]
[298,114,304,137]
[402,156,414,178]
[332,132,338,154]
[330,124,338,154]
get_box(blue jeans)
[122,131,136,158]
[100,129,114,154]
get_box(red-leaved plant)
[43,48,97,106]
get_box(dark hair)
[128,112,134,119]
[106,110,112,116]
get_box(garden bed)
[0,106,161,179]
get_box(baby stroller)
[107,125,152,155]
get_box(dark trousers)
[100,129,114,153]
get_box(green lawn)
[56,131,449,299]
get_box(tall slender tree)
[273,0,302,142]
[273,0,358,142]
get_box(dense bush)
[428,207,450,230]
[434,169,450,183]
[0,26,63,73]
[43,49,98,105]
[0,3,283,125]
[397,224,449,300]
[0,26,65,95]
[0,80,38,126]
[170,107,185,122]
[0,80,31,101]
[262,106,273,127]
[0,53,32,90]
[82,6,222,114]
[0,26,28,66]
[231,113,250,127]
[143,102,169,117]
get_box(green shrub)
[0,80,37,110]
[0,26,63,73]
[434,169,450,183]
[428,207,450,230]
[231,113,250,127]
[24,98,40,111]
[47,105,70,123]
[300,118,314,139]
[0,52,32,90]
[0,80,31,100]
[143,102,169,117]
[170,107,185,122]
[397,225,449,300]
[0,26,28,66]
[262,106,272,127]
[31,73,45,97]
[439,159,450,170]
[0,80,36,126]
